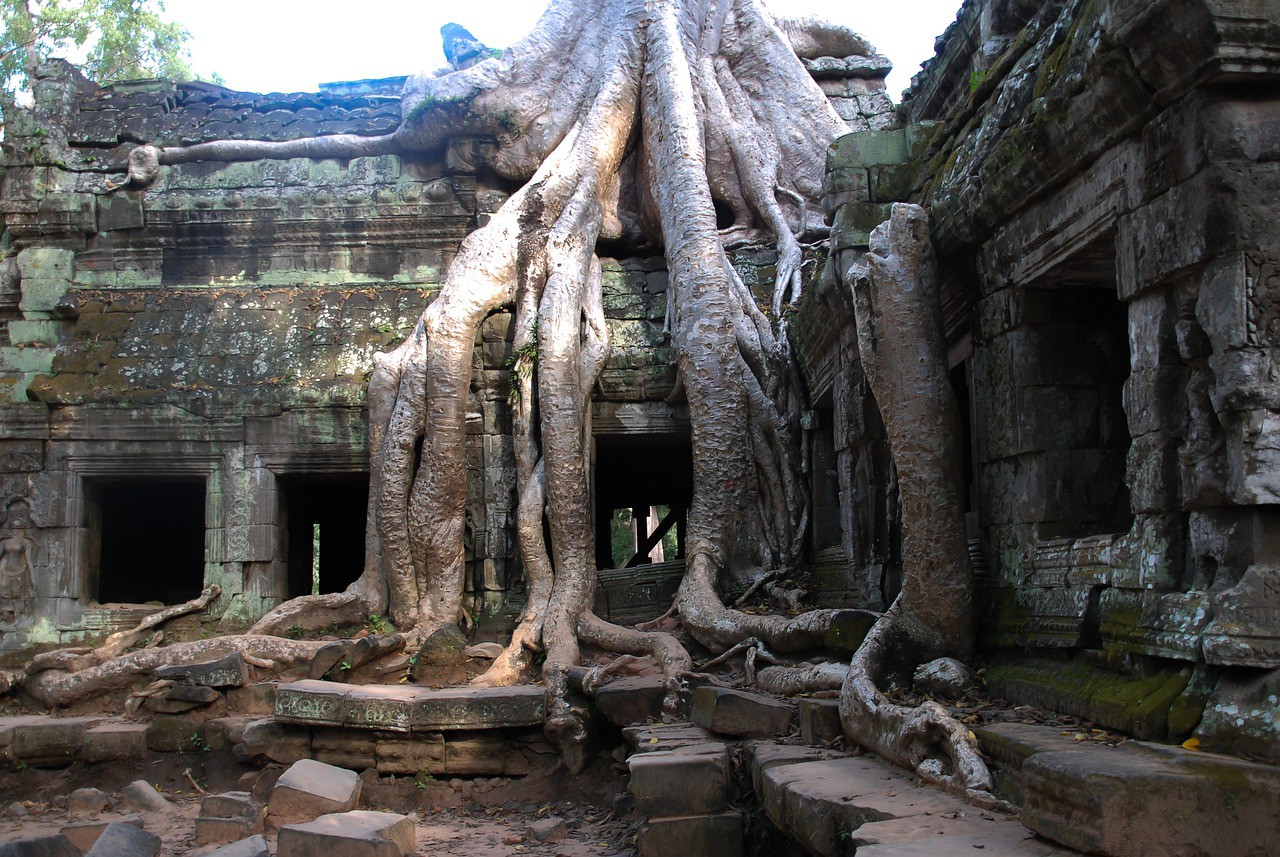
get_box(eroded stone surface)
[628,744,730,818]
[274,681,546,732]
[83,822,160,857]
[750,744,970,857]
[636,811,743,857]
[268,759,362,826]
[276,810,414,857]
[690,686,794,738]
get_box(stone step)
[0,715,161,768]
[748,743,1073,857]
[623,721,724,754]
[274,680,545,732]
[975,721,1280,857]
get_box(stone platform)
[976,722,1280,857]
[273,680,546,732]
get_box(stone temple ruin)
[0,1,1278,855]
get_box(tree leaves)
[1,0,195,114]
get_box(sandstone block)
[83,822,160,857]
[148,684,221,714]
[274,680,545,733]
[155,652,248,688]
[118,781,172,814]
[268,759,362,825]
[238,718,311,765]
[277,810,414,857]
[11,716,99,766]
[83,722,148,763]
[203,835,270,857]
[0,835,79,857]
[628,745,729,818]
[594,675,665,726]
[196,816,260,847]
[66,787,110,816]
[145,713,207,752]
[797,699,843,746]
[201,791,263,821]
[203,716,255,752]
[1021,742,1280,857]
[690,686,793,738]
[637,811,742,857]
[526,817,567,842]
[228,682,277,715]
[59,816,143,854]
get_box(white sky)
[162,1,963,102]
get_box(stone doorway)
[90,479,207,605]
[593,434,693,570]
[279,474,369,598]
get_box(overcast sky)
[162,1,963,102]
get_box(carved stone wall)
[813,0,1280,760]
[0,55,897,647]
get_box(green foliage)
[505,321,539,404]
[364,612,391,634]
[968,68,987,94]
[286,624,305,639]
[1,0,199,115]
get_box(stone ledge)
[274,680,545,732]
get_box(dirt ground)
[0,753,639,855]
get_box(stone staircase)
[3,672,1279,856]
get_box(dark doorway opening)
[594,435,693,569]
[280,475,369,598]
[94,479,206,605]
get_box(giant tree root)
[20,634,332,709]
[78,3,995,794]
[839,610,995,803]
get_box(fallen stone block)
[201,791,263,821]
[276,810,415,857]
[527,816,567,842]
[196,816,261,847]
[637,811,742,857]
[797,698,842,746]
[594,675,666,726]
[148,684,221,714]
[0,834,79,857]
[59,816,143,854]
[628,745,729,818]
[155,653,249,688]
[83,822,160,857]
[268,758,362,825]
[118,780,172,814]
[66,787,111,816]
[237,718,311,765]
[203,836,270,857]
[690,686,794,738]
[82,721,149,763]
